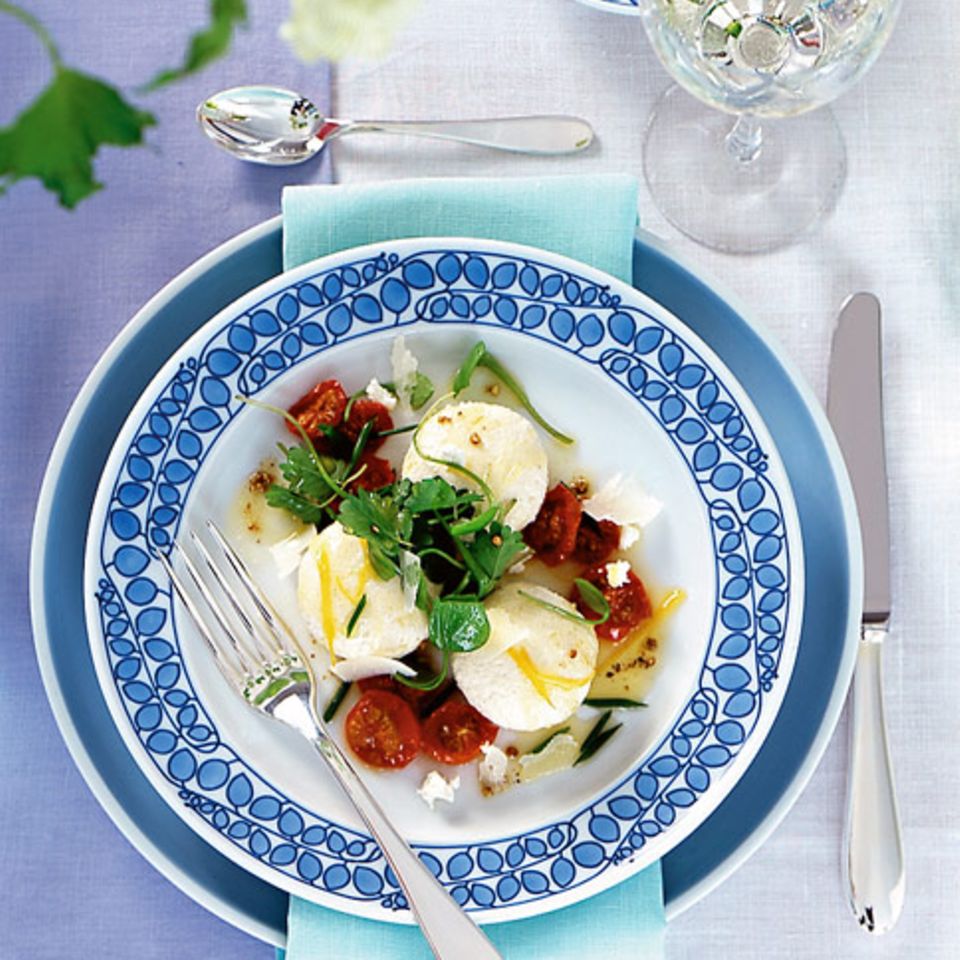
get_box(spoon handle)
[336,116,594,155]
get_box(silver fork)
[160,520,502,960]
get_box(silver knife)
[827,292,905,934]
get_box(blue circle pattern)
[94,247,792,915]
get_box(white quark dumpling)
[452,582,598,731]
[401,401,548,531]
[298,522,427,661]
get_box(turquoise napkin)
[282,175,638,283]
[279,175,663,960]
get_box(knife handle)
[844,625,905,933]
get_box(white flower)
[280,0,420,64]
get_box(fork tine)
[205,520,302,660]
[173,541,260,677]
[159,549,247,687]
[189,530,278,665]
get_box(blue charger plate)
[30,219,860,944]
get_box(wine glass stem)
[725,114,763,164]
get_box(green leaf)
[452,342,488,394]
[264,484,324,525]
[409,371,435,410]
[470,523,526,596]
[396,650,450,691]
[573,577,611,626]
[451,342,574,444]
[428,599,490,652]
[0,67,155,208]
[143,0,247,90]
[405,477,460,514]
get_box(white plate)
[84,238,803,923]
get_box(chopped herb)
[574,724,622,765]
[375,423,418,438]
[345,594,367,637]
[530,726,571,755]
[582,697,648,709]
[574,710,622,766]
[518,578,610,628]
[452,341,574,445]
[322,680,352,723]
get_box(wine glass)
[637,0,901,253]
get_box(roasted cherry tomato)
[286,379,348,447]
[342,398,394,452]
[523,483,582,566]
[349,453,396,492]
[573,514,621,565]
[421,696,499,765]
[577,563,653,643]
[343,690,420,769]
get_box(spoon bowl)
[198,86,595,166]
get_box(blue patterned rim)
[85,238,803,923]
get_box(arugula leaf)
[452,342,487,394]
[451,341,574,445]
[428,599,490,652]
[409,371,435,410]
[143,0,247,90]
[0,67,155,208]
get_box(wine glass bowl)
[638,0,901,252]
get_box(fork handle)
[312,737,502,960]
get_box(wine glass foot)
[642,85,847,255]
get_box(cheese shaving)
[269,526,316,579]
[365,377,397,410]
[582,473,662,529]
[390,335,419,398]
[478,743,510,789]
[331,656,417,682]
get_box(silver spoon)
[197,86,595,166]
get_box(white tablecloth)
[331,2,958,957]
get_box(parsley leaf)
[338,487,410,579]
[428,599,490,652]
[143,0,247,90]
[0,67,154,208]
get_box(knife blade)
[827,292,904,935]
[827,292,891,621]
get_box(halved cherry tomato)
[286,379,347,447]
[349,453,396,492]
[576,563,653,643]
[523,483,582,566]
[421,696,499,765]
[573,514,621,565]
[342,398,393,452]
[343,690,420,769]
